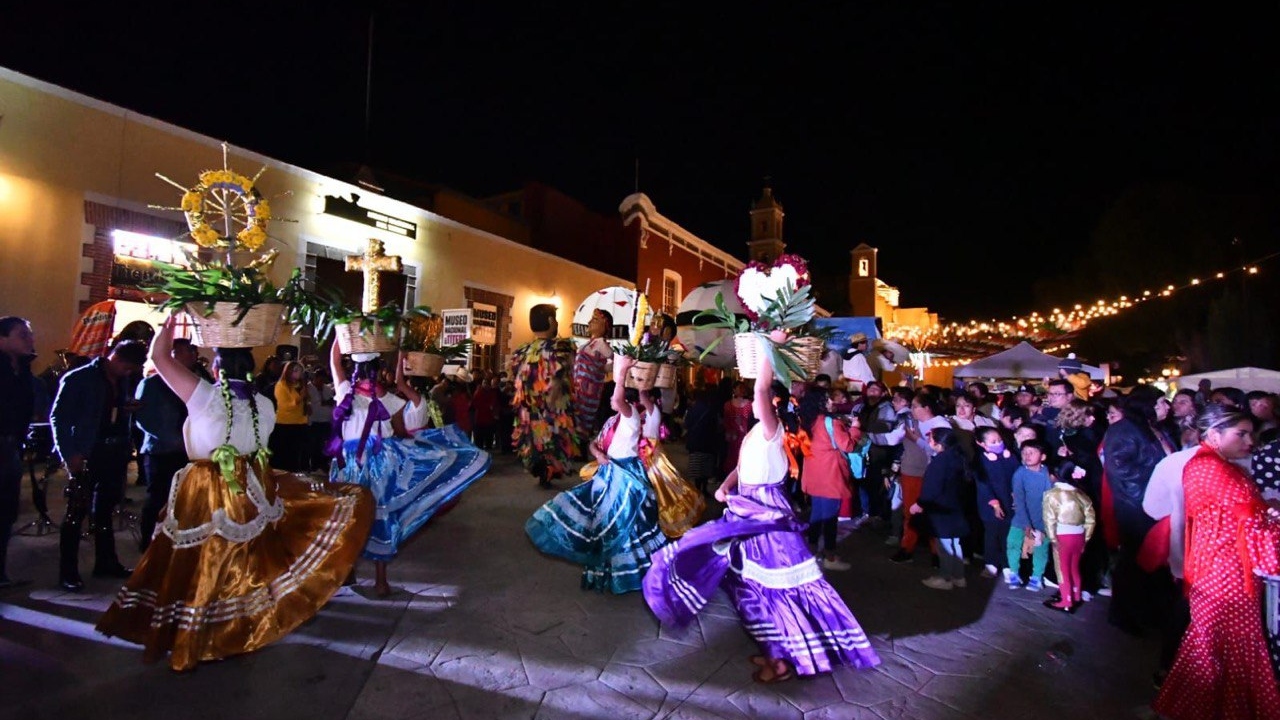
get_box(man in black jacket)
[134,338,204,552]
[1102,392,1167,635]
[51,339,146,590]
[0,317,36,586]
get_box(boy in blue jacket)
[1008,439,1053,591]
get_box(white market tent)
[1175,367,1280,394]
[953,341,1105,380]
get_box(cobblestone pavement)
[0,449,1164,720]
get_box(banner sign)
[472,302,498,345]
[441,308,473,346]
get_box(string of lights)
[883,249,1280,364]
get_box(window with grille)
[662,270,681,315]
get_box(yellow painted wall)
[0,68,627,365]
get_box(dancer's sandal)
[752,661,795,684]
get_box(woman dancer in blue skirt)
[525,355,666,593]
[328,343,491,596]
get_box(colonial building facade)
[0,67,628,369]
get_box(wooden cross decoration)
[345,238,403,313]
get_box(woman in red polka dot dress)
[1153,404,1280,720]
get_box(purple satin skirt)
[643,480,880,675]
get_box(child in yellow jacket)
[1042,470,1096,613]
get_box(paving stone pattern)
[0,449,1165,719]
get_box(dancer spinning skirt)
[526,357,666,593]
[328,347,490,593]
[332,389,491,562]
[97,318,373,671]
[640,391,705,538]
[643,338,879,682]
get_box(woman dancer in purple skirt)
[642,333,880,683]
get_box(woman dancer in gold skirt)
[96,315,373,671]
[639,388,704,537]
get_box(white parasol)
[572,286,651,351]
[676,279,748,369]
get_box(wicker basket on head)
[625,360,658,391]
[734,333,823,381]
[403,351,446,377]
[788,336,824,380]
[335,319,398,355]
[654,363,678,389]
[184,302,285,349]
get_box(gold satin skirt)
[96,457,373,671]
[644,443,706,538]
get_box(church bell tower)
[747,184,786,264]
[849,243,878,317]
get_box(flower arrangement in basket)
[275,238,432,356]
[146,252,290,348]
[147,262,284,349]
[616,290,682,390]
[144,153,295,348]
[400,312,473,377]
[693,254,829,384]
[279,275,432,356]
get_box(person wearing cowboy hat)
[449,367,476,441]
[841,333,876,393]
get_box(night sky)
[4,4,1278,320]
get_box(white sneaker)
[884,535,901,546]
[922,576,954,590]
[1043,577,1060,589]
[822,557,852,571]
[1096,587,1112,597]
[1081,591,1092,602]
[980,564,998,579]
[952,577,968,588]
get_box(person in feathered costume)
[511,304,579,489]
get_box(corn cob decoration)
[630,286,649,346]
